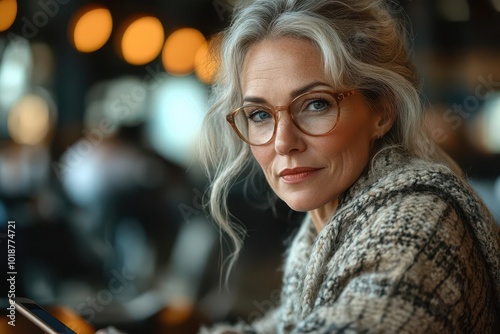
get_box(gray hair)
[198,0,460,283]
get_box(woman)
[199,0,500,333]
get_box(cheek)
[250,147,277,190]
[250,146,273,172]
[323,123,373,155]
[316,112,376,170]
[333,106,377,150]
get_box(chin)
[282,197,319,213]
[280,190,337,214]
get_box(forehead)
[241,37,329,97]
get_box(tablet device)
[14,297,77,334]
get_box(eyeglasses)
[226,90,355,146]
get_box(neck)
[310,198,339,233]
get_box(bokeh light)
[80,77,148,149]
[8,94,51,145]
[70,5,113,53]
[162,28,206,76]
[0,37,32,112]
[482,95,500,153]
[0,0,17,32]
[146,76,208,166]
[194,40,219,84]
[120,16,165,65]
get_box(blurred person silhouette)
[193,0,500,333]
[60,123,216,328]
[58,71,230,332]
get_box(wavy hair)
[197,0,460,283]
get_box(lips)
[279,167,320,176]
[279,167,322,183]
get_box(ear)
[372,102,396,139]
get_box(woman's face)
[241,37,390,223]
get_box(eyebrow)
[242,81,332,104]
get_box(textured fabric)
[201,148,500,333]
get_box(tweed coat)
[202,148,500,333]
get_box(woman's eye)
[305,99,329,111]
[248,110,272,122]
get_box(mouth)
[279,167,322,184]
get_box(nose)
[273,112,306,155]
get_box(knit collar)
[337,146,412,209]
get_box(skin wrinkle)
[241,37,393,232]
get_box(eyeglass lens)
[233,91,340,145]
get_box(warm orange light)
[48,306,95,334]
[8,94,50,145]
[0,0,17,32]
[194,40,219,84]
[71,6,113,53]
[121,16,164,65]
[162,28,206,76]
[158,299,193,325]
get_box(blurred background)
[0,0,499,333]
